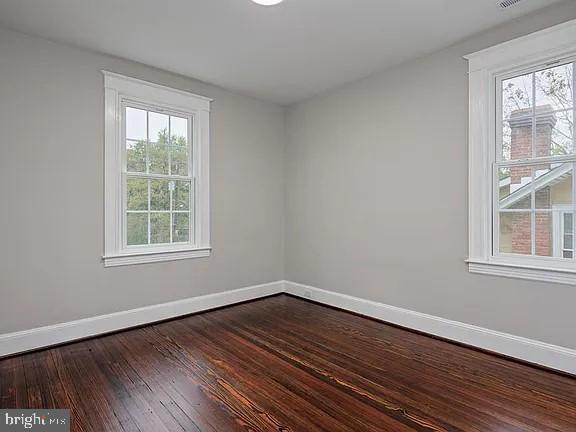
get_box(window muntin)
[123,104,194,248]
[495,60,576,260]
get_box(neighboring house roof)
[499,177,511,188]
[500,163,572,209]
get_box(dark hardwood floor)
[1,295,575,431]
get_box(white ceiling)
[0,0,562,105]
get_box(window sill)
[467,259,576,285]
[103,247,212,267]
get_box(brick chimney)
[508,105,556,256]
[508,105,556,183]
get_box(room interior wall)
[0,27,285,334]
[2,1,576,355]
[284,0,576,350]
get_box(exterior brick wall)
[511,212,531,254]
[535,211,552,256]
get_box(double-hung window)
[466,19,576,284]
[103,72,211,267]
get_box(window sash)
[123,176,195,248]
[493,59,576,262]
[121,101,195,250]
[495,58,576,165]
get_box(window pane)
[535,62,573,112]
[126,140,147,173]
[502,73,532,121]
[499,212,531,255]
[171,144,189,176]
[562,212,573,258]
[535,211,553,257]
[150,213,170,244]
[528,109,575,158]
[127,177,148,211]
[149,143,169,175]
[150,179,170,210]
[149,112,169,143]
[499,167,531,209]
[173,213,189,243]
[564,213,573,232]
[550,110,574,156]
[502,122,512,161]
[126,107,147,140]
[170,116,188,144]
[173,181,190,211]
[535,163,573,209]
[563,234,573,250]
[127,213,148,246]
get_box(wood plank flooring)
[1,294,575,431]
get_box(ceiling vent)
[499,0,523,8]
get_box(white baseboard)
[284,281,576,375]
[2,279,575,375]
[0,281,283,358]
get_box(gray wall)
[285,1,576,349]
[2,1,576,350]
[0,27,285,334]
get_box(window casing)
[466,19,576,284]
[103,72,211,267]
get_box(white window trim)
[102,71,212,267]
[465,19,576,285]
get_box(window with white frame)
[467,19,576,284]
[103,72,211,267]
[497,61,575,259]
